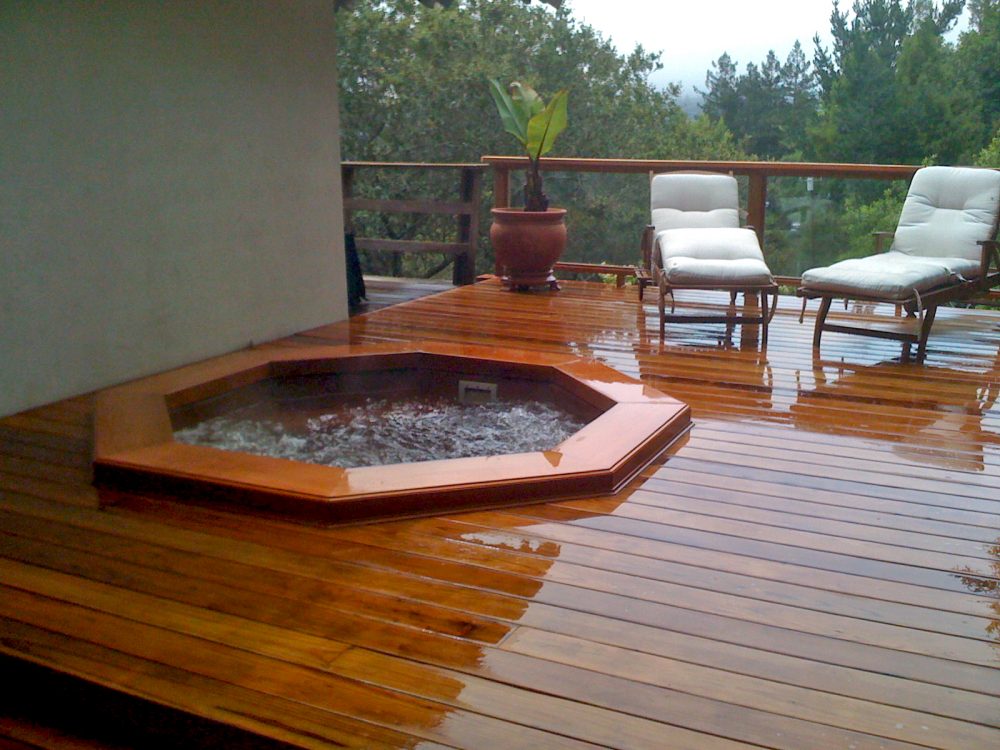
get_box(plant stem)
[524,159,549,211]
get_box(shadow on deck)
[349,275,454,316]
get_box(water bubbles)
[175,395,588,469]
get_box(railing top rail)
[344,161,487,170]
[480,156,920,180]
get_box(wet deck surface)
[350,275,453,315]
[2,279,999,749]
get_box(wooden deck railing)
[342,162,484,285]
[482,156,921,287]
[342,157,998,301]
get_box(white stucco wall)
[0,2,348,417]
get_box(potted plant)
[488,79,569,289]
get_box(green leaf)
[488,79,527,146]
[510,81,545,118]
[526,88,568,160]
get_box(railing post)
[341,164,355,234]
[493,165,511,208]
[340,162,483,286]
[747,172,767,248]
[454,166,481,285]
[490,165,511,276]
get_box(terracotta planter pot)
[490,207,567,289]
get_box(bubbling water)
[174,395,588,469]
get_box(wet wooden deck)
[2,279,999,749]
[351,275,453,315]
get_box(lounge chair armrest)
[641,224,655,272]
[872,231,895,252]
[978,239,1000,277]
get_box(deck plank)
[2,280,1000,749]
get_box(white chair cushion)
[894,166,1000,262]
[663,257,774,287]
[656,227,766,263]
[650,173,740,231]
[800,251,980,300]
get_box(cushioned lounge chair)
[797,166,1000,359]
[640,172,778,345]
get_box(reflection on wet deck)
[2,280,999,748]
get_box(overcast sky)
[566,0,969,95]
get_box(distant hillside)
[675,89,702,118]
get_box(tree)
[334,0,562,8]
[957,0,1000,133]
[736,53,786,157]
[336,0,721,164]
[976,127,1000,167]
[700,53,740,127]
[894,10,983,163]
[695,0,998,276]
[809,0,966,164]
[779,41,820,155]
[698,45,817,158]
[336,0,745,272]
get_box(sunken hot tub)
[93,342,690,523]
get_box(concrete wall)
[0,2,348,417]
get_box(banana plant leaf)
[488,79,527,145]
[510,81,545,119]
[526,89,568,161]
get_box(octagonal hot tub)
[93,342,690,523]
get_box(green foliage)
[699,43,818,158]
[775,200,850,274]
[523,87,568,162]
[336,0,1000,281]
[488,79,568,210]
[336,0,744,273]
[699,0,997,274]
[336,0,706,164]
[958,1,1000,133]
[839,185,907,259]
[489,80,536,147]
[975,128,1000,167]
[811,1,915,163]
[489,80,569,158]
[809,0,977,166]
[335,0,563,12]
[700,54,739,130]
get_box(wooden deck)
[2,279,999,749]
[351,275,454,315]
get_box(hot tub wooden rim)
[92,341,691,522]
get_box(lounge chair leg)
[658,286,666,338]
[813,297,832,349]
[761,292,770,348]
[916,306,937,360]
